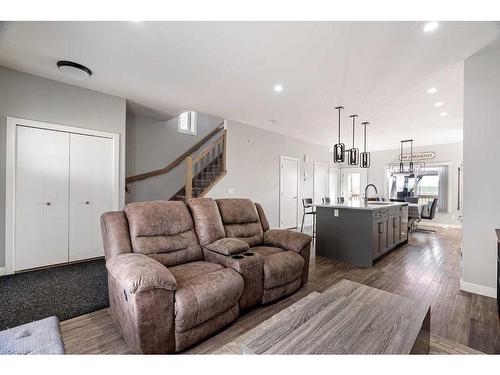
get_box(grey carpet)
[0,259,108,330]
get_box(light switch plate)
[228,188,235,195]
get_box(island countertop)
[315,201,409,267]
[314,202,408,211]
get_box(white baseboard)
[460,278,496,298]
[0,267,5,276]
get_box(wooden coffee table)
[242,279,431,354]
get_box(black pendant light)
[333,106,345,163]
[348,114,359,166]
[398,139,425,174]
[360,121,370,168]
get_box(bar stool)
[300,198,316,238]
[322,197,331,204]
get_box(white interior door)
[280,156,299,229]
[329,169,340,201]
[15,126,70,271]
[313,162,329,204]
[341,168,368,202]
[69,133,115,261]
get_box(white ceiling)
[0,21,498,151]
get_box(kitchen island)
[316,201,409,267]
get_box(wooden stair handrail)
[185,130,227,200]
[126,122,225,183]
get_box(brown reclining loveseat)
[101,198,311,353]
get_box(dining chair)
[414,198,438,233]
[300,198,316,238]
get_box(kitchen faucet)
[364,184,378,205]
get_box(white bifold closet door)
[15,126,70,271]
[69,133,114,261]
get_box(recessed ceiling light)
[423,21,439,33]
[273,84,283,93]
[427,87,437,94]
[57,60,92,80]
[440,112,448,116]
[434,101,444,107]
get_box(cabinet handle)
[85,201,90,205]
[378,222,383,234]
[46,202,51,206]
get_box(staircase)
[125,123,227,202]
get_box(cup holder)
[232,255,244,259]
[243,252,254,256]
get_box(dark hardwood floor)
[60,227,500,354]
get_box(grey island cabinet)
[316,202,409,267]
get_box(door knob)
[85,201,90,205]
[46,202,51,206]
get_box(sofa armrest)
[106,253,177,294]
[263,229,312,253]
[205,238,250,255]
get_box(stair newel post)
[222,129,227,172]
[186,156,193,200]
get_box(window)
[178,111,197,135]
[346,172,361,202]
[387,165,449,212]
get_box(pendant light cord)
[338,108,341,143]
[364,123,367,152]
[352,117,355,148]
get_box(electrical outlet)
[228,188,235,195]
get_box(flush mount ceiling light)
[440,112,448,116]
[434,101,444,107]
[273,84,283,93]
[427,87,437,94]
[423,21,439,32]
[57,60,92,80]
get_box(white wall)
[343,142,463,226]
[125,112,223,203]
[207,119,336,228]
[462,46,500,297]
[126,112,223,176]
[0,67,126,268]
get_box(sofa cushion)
[187,198,226,246]
[174,268,243,332]
[250,246,285,257]
[169,261,224,285]
[205,238,250,256]
[124,201,202,265]
[216,198,260,224]
[261,251,304,289]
